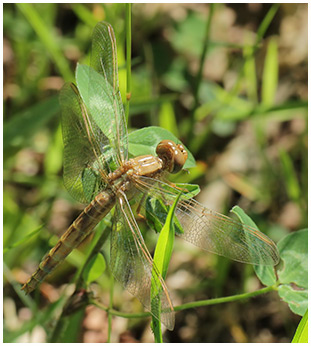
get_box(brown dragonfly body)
[22,22,279,331]
[22,140,187,294]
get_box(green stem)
[125,3,132,124]
[91,285,278,319]
[255,4,280,46]
[174,285,277,311]
[107,275,114,343]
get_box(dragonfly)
[22,21,279,331]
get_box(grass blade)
[151,191,182,340]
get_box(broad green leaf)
[292,310,308,343]
[278,284,308,317]
[76,63,127,157]
[76,64,118,139]
[277,229,307,316]
[128,126,196,169]
[231,205,277,286]
[277,229,307,289]
[171,11,206,57]
[82,252,106,285]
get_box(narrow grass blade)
[279,148,301,203]
[151,191,182,340]
[261,37,278,107]
[159,101,179,138]
[4,225,44,254]
[16,3,73,81]
[292,310,308,343]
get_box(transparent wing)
[90,21,128,164]
[59,83,111,203]
[110,192,175,331]
[132,176,280,266]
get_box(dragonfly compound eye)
[156,140,188,174]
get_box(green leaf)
[153,191,181,280]
[277,229,308,316]
[195,82,254,122]
[292,310,308,343]
[146,183,199,235]
[82,252,106,285]
[44,124,63,175]
[76,64,126,156]
[278,285,308,317]
[128,126,196,169]
[261,37,278,107]
[151,191,182,339]
[171,11,206,57]
[279,148,301,202]
[230,205,277,286]
[146,197,180,234]
[159,101,179,137]
[76,64,118,139]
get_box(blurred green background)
[3,3,307,343]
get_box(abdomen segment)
[22,190,115,294]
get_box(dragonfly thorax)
[156,140,188,174]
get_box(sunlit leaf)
[128,126,196,169]
[277,229,308,316]
[231,205,278,286]
[292,310,308,343]
[82,252,106,285]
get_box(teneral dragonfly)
[22,21,279,331]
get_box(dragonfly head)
[156,140,188,174]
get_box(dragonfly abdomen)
[22,190,116,294]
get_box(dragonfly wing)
[133,176,280,266]
[110,192,175,331]
[90,21,128,165]
[59,83,111,203]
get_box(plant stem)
[125,3,132,124]
[107,275,114,343]
[174,285,277,311]
[91,285,278,319]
